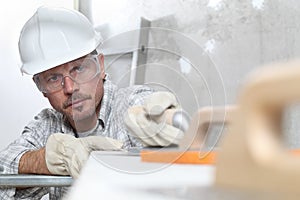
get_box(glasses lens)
[34,56,100,93]
[71,57,99,84]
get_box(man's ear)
[97,53,105,79]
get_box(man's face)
[39,54,105,124]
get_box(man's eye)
[73,65,85,73]
[47,75,60,83]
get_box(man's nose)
[62,76,79,94]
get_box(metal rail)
[0,174,73,188]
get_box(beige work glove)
[124,91,184,147]
[45,133,123,178]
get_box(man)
[0,6,183,199]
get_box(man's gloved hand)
[45,133,123,178]
[124,91,184,147]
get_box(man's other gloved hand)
[124,92,184,147]
[45,133,123,178]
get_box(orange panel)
[141,149,300,164]
[140,150,217,164]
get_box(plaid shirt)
[0,77,153,199]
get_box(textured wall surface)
[146,0,300,148]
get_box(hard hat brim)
[21,36,102,75]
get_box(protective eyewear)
[33,55,100,93]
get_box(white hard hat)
[19,6,103,75]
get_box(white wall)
[0,1,73,149]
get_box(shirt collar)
[61,116,75,134]
[98,75,116,128]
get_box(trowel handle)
[154,109,191,132]
[172,110,191,132]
